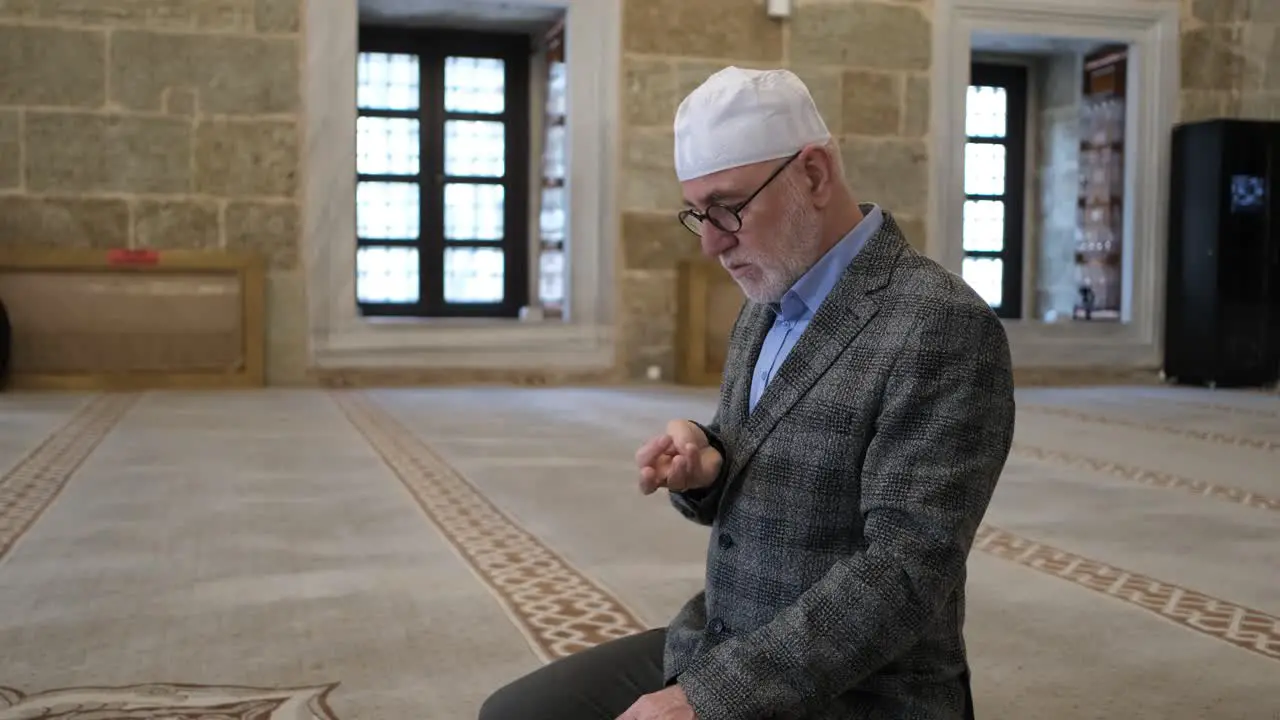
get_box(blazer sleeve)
[676,301,1017,720]
[667,421,731,526]
[667,299,751,526]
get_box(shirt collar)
[772,204,884,322]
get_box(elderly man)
[480,67,1014,720]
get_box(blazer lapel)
[721,213,909,485]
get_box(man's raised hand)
[634,419,722,495]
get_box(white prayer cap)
[673,67,831,182]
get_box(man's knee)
[476,682,520,720]
[476,671,573,720]
[477,630,666,720]
[476,663,569,720]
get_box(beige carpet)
[0,384,1276,719]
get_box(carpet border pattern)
[333,390,651,663]
[0,393,137,563]
[1127,393,1280,420]
[1020,405,1280,454]
[975,525,1280,663]
[1011,443,1280,512]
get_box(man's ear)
[798,144,836,207]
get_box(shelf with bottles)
[535,18,567,318]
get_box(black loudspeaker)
[1164,119,1280,389]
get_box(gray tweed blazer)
[664,209,1015,720]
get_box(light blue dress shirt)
[748,205,884,412]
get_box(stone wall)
[4,0,1279,385]
[0,0,308,383]
[1033,52,1082,322]
[617,0,932,381]
[1180,0,1280,121]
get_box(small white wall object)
[766,0,791,19]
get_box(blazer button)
[718,533,734,549]
[708,618,725,634]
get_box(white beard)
[726,178,825,304]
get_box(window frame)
[965,62,1029,320]
[356,26,532,319]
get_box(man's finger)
[666,454,689,492]
[634,435,672,467]
[669,441,703,491]
[638,466,665,495]
[667,419,707,448]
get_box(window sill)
[1003,319,1158,367]
[311,319,615,370]
[359,315,556,328]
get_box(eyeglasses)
[677,152,800,236]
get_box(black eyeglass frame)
[677,151,801,236]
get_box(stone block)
[134,199,221,249]
[1180,26,1246,91]
[625,344,677,383]
[624,0,783,62]
[624,56,677,128]
[791,66,844,135]
[902,74,930,137]
[1179,90,1228,121]
[0,26,105,107]
[1249,0,1280,23]
[26,112,191,193]
[891,213,926,253]
[621,129,681,213]
[1238,92,1280,120]
[195,120,298,197]
[0,197,129,248]
[110,30,299,114]
[0,111,19,189]
[791,3,930,71]
[164,87,199,115]
[225,200,299,269]
[1255,26,1280,92]
[1231,22,1276,92]
[1188,0,1251,23]
[0,0,254,30]
[256,0,300,32]
[841,70,901,136]
[839,137,928,217]
[620,270,677,376]
[622,211,701,270]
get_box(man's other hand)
[616,684,697,720]
[634,420,722,495]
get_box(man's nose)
[700,226,736,258]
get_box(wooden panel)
[675,258,744,386]
[0,248,265,390]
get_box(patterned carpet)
[0,385,1276,719]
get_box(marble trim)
[300,0,620,371]
[930,0,1181,369]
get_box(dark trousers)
[479,628,667,720]
[478,628,976,720]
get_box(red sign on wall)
[106,249,161,266]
